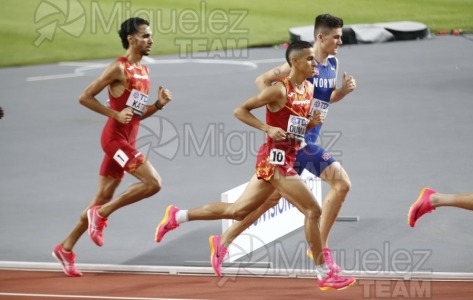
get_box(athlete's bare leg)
[98,159,162,217]
[220,190,280,247]
[318,162,350,248]
[61,159,161,251]
[269,169,324,265]
[61,176,121,251]
[430,193,473,210]
[221,162,350,250]
[187,174,276,221]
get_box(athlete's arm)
[329,57,356,103]
[255,63,291,91]
[306,83,324,130]
[141,86,172,119]
[234,83,287,140]
[307,111,324,130]
[79,61,131,123]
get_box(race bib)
[113,149,129,168]
[126,89,149,116]
[309,98,330,119]
[269,148,285,165]
[287,115,309,142]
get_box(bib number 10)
[269,148,285,165]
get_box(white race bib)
[113,149,129,168]
[269,148,285,165]
[126,89,149,116]
[309,98,330,119]
[287,115,309,142]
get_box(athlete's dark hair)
[314,14,343,35]
[118,17,150,49]
[285,40,313,66]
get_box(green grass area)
[1,0,472,67]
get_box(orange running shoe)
[209,235,228,277]
[155,205,180,243]
[408,188,436,227]
[317,271,356,291]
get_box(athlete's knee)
[306,208,321,221]
[268,194,281,206]
[332,176,351,196]
[323,164,351,196]
[304,203,321,220]
[227,205,252,221]
[145,176,162,196]
[231,209,250,221]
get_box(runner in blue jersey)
[207,14,357,276]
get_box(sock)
[176,210,189,224]
[315,263,329,280]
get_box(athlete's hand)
[341,72,356,94]
[266,126,287,141]
[309,110,324,127]
[116,107,134,124]
[156,86,172,108]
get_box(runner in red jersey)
[213,14,356,278]
[52,17,172,277]
[155,41,355,290]
[100,56,151,179]
[255,77,312,181]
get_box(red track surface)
[1,270,472,300]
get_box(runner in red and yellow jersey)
[255,77,313,181]
[156,41,355,291]
[52,17,172,277]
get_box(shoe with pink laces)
[317,271,356,291]
[87,205,108,247]
[155,205,180,243]
[209,235,228,277]
[408,187,437,227]
[306,247,342,273]
[52,244,83,277]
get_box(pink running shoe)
[87,205,108,247]
[306,248,342,273]
[317,271,356,291]
[52,244,83,277]
[155,205,180,243]
[209,235,228,277]
[408,187,437,227]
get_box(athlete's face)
[129,25,153,56]
[294,47,317,78]
[318,27,343,55]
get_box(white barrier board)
[221,169,322,262]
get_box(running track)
[1,269,473,299]
[1,34,473,299]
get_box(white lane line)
[249,58,285,64]
[0,292,203,300]
[26,73,85,81]
[142,56,156,63]
[25,58,263,82]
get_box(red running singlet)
[256,78,313,181]
[99,56,150,179]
